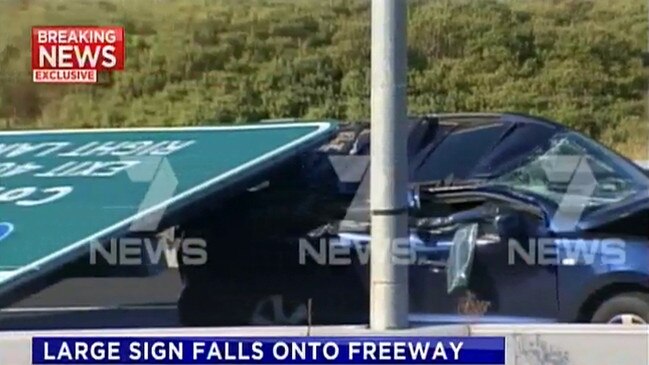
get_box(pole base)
[370,282,409,330]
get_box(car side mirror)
[408,185,421,210]
[493,212,525,240]
[446,223,478,294]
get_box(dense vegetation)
[0,0,646,157]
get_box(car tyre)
[249,295,309,325]
[591,292,649,324]
[177,285,258,327]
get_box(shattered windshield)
[491,132,649,208]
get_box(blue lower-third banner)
[32,336,505,364]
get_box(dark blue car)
[177,113,649,326]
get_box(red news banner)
[31,26,125,84]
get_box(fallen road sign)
[0,121,337,298]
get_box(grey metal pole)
[370,0,409,330]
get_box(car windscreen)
[491,132,649,209]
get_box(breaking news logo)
[31,26,125,84]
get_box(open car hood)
[319,113,565,197]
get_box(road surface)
[0,269,182,330]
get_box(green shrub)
[0,0,646,157]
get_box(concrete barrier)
[471,324,648,365]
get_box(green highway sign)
[0,121,336,294]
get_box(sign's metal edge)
[0,121,338,297]
[0,121,338,135]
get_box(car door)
[408,118,514,322]
[469,204,560,321]
[408,195,560,323]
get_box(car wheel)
[591,292,649,324]
[249,295,308,325]
[178,286,260,327]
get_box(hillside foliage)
[0,0,647,157]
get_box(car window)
[414,122,509,183]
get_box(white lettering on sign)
[56,142,101,157]
[0,140,195,158]
[110,141,155,156]
[0,142,72,158]
[0,138,196,206]
[0,143,43,158]
[0,162,43,177]
[0,186,73,206]
[0,187,36,202]
[53,140,195,157]
[36,142,73,157]
[34,160,140,178]
[140,140,196,156]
